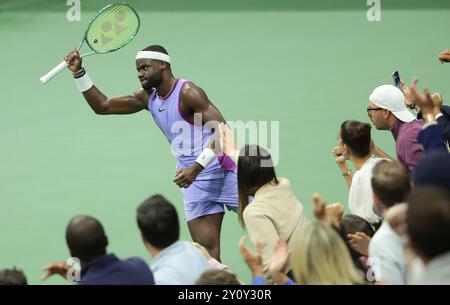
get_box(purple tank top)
[148,79,226,180]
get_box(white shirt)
[412,251,450,285]
[348,156,383,224]
[150,240,209,285]
[369,221,407,284]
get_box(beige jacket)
[243,177,311,280]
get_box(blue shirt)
[80,254,154,285]
[251,275,296,285]
[150,240,209,285]
[417,123,448,153]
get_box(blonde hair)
[291,223,365,285]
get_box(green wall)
[1,0,449,284]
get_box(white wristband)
[74,72,93,92]
[195,148,216,168]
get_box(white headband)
[136,51,171,64]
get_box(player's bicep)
[203,102,226,124]
[103,91,148,114]
[182,84,225,124]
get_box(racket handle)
[40,60,69,84]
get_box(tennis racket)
[40,3,140,84]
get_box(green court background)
[1,0,449,285]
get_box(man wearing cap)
[63,45,238,261]
[368,85,424,172]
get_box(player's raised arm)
[65,49,148,115]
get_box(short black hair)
[142,45,169,55]
[237,145,278,228]
[340,120,372,158]
[0,268,27,285]
[137,194,179,249]
[371,160,411,208]
[65,216,108,263]
[407,186,450,260]
[196,270,241,285]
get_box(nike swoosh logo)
[158,108,166,112]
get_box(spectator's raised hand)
[332,146,347,165]
[41,261,71,282]
[312,193,343,227]
[439,49,450,63]
[238,236,263,277]
[268,238,291,284]
[347,232,371,256]
[312,192,327,222]
[431,92,443,110]
[326,202,344,224]
[408,77,440,120]
[218,122,237,156]
[400,80,417,109]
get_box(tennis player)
[64,45,237,261]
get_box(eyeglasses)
[366,107,384,115]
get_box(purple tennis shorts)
[181,171,238,221]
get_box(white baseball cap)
[369,85,415,123]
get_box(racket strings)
[86,5,139,53]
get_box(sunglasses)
[367,107,384,115]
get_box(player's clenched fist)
[64,48,83,73]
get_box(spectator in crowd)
[367,84,423,172]
[332,120,383,224]
[408,78,448,152]
[215,125,311,281]
[339,214,375,273]
[236,144,310,282]
[407,187,450,285]
[196,270,241,285]
[242,194,364,285]
[137,194,209,285]
[42,215,154,285]
[293,194,366,284]
[368,160,411,284]
[402,79,450,190]
[0,268,27,285]
[290,223,365,285]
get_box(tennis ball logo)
[95,11,128,46]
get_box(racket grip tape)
[40,60,69,84]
